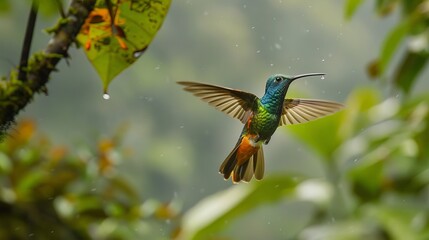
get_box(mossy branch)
[0,0,96,139]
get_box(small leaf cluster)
[346,0,429,94]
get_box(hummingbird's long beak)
[291,73,325,82]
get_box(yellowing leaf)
[155,202,178,220]
[77,0,171,92]
[14,119,36,144]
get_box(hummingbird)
[178,73,343,183]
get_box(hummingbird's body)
[178,73,343,183]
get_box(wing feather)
[279,99,344,126]
[178,81,258,123]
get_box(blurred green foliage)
[0,120,178,239]
[347,0,429,93]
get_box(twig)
[18,0,38,82]
[56,0,66,18]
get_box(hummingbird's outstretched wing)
[279,99,344,126]
[177,81,258,123]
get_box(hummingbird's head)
[264,73,325,96]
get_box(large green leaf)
[287,112,342,161]
[176,175,301,240]
[77,0,171,93]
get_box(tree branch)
[0,0,96,139]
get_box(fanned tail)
[219,136,265,183]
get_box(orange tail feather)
[219,135,264,183]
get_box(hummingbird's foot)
[264,137,271,145]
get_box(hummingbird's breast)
[246,101,280,140]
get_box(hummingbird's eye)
[274,76,282,82]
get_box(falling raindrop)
[103,93,110,100]
[321,76,325,80]
[256,50,261,53]
[270,63,274,67]
[321,59,325,62]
